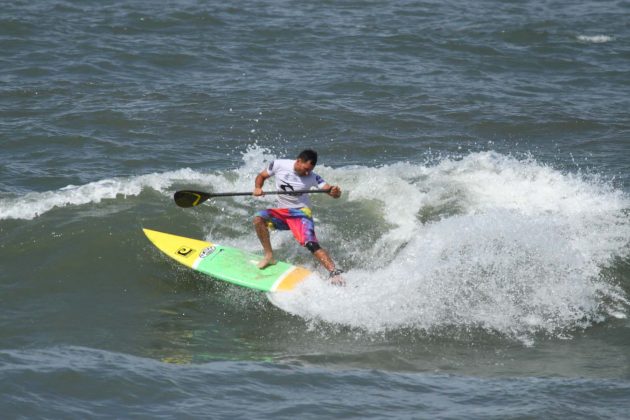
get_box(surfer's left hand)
[329,185,342,199]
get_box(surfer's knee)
[304,241,321,253]
[253,216,265,226]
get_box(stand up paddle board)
[143,228,312,292]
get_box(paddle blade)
[174,190,211,208]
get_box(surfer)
[253,149,344,285]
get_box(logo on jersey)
[280,182,301,196]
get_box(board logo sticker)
[199,246,216,258]
[176,246,194,257]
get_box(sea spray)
[269,151,630,343]
[3,147,629,344]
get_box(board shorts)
[255,207,318,246]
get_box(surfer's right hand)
[253,187,264,196]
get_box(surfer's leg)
[254,209,292,269]
[254,212,277,269]
[310,247,334,271]
[254,216,275,268]
[286,208,345,285]
[311,248,345,286]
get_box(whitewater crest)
[0,145,274,221]
[269,151,630,344]
[0,168,239,220]
[3,147,629,344]
[577,35,613,43]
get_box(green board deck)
[143,229,312,292]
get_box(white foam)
[268,151,630,344]
[577,35,613,43]
[0,145,279,221]
[0,168,208,220]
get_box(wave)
[5,346,628,419]
[0,147,277,221]
[269,151,630,344]
[0,168,207,220]
[3,147,629,344]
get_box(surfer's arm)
[254,169,271,196]
[323,183,342,199]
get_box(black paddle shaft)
[174,188,332,208]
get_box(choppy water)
[2,0,630,418]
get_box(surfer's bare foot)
[257,255,276,269]
[328,269,345,286]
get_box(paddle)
[174,188,333,208]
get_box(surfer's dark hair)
[297,149,318,166]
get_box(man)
[253,149,344,285]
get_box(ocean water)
[2,0,630,418]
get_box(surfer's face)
[294,159,316,176]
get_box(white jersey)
[265,159,327,208]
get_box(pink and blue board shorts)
[255,207,318,246]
